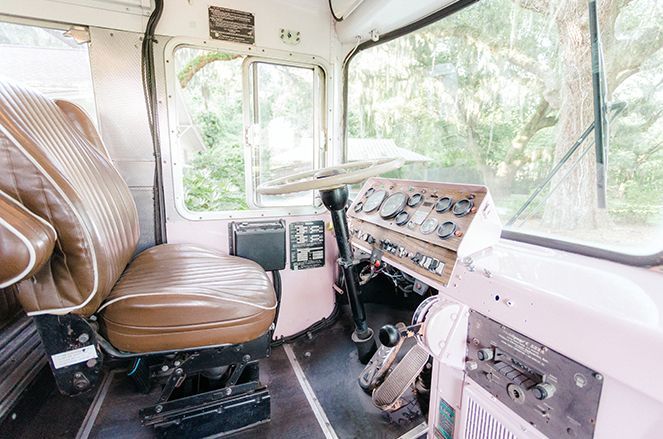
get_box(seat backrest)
[0,80,140,316]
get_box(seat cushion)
[99,244,276,353]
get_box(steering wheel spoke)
[257,158,404,195]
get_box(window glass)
[248,62,317,207]
[347,0,663,253]
[174,48,247,211]
[174,48,321,213]
[0,21,96,120]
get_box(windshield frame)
[341,0,663,267]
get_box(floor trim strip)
[283,344,339,439]
[75,370,117,439]
[397,421,428,439]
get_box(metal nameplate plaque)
[209,6,255,45]
[466,310,603,439]
[289,221,325,270]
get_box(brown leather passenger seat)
[0,80,276,353]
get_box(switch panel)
[466,311,603,439]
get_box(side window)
[246,61,322,207]
[175,48,247,212]
[173,47,324,214]
[0,21,96,121]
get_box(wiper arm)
[506,102,626,227]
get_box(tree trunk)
[542,5,598,229]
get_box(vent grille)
[464,396,518,439]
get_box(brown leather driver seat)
[0,80,276,353]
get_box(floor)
[0,292,427,439]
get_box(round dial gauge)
[437,221,457,239]
[353,201,364,212]
[379,192,408,219]
[395,211,410,226]
[364,187,375,198]
[452,198,474,217]
[407,193,423,207]
[420,217,439,235]
[435,196,453,213]
[363,189,387,213]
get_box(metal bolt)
[161,365,169,372]
[155,405,163,413]
[174,360,181,367]
[74,372,83,378]
[304,352,311,359]
[78,333,90,343]
[225,388,232,396]
[465,360,478,371]
[594,373,603,381]
[86,359,97,368]
[242,354,251,363]
[175,368,184,376]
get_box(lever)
[379,322,423,348]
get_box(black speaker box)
[229,220,286,272]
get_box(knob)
[477,348,494,362]
[532,382,556,400]
[379,324,400,347]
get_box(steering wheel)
[257,158,403,195]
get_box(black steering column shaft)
[320,185,377,363]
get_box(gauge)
[395,211,410,226]
[353,201,364,212]
[364,187,375,198]
[452,198,474,217]
[379,192,408,219]
[363,189,387,213]
[420,217,439,235]
[435,196,453,213]
[437,221,457,239]
[407,193,423,207]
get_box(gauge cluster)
[347,178,502,287]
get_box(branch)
[513,0,550,14]
[178,53,241,88]
[608,27,663,88]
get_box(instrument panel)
[348,178,501,287]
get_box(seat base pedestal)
[142,384,271,439]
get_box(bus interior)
[0,0,662,438]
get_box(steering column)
[319,185,376,363]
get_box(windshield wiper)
[506,102,626,227]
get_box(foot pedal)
[372,344,429,411]
[358,327,406,393]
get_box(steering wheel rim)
[257,158,404,195]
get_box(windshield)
[346,0,663,255]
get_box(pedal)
[358,323,407,393]
[372,344,430,411]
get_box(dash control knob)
[532,382,556,400]
[477,348,494,362]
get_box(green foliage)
[183,111,248,211]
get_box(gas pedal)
[372,344,429,411]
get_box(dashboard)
[349,178,663,439]
[348,177,502,287]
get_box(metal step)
[0,314,46,421]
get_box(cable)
[271,301,341,347]
[141,0,167,245]
[328,0,344,22]
[271,270,282,329]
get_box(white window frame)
[163,36,331,221]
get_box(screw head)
[155,405,163,413]
[78,333,90,343]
